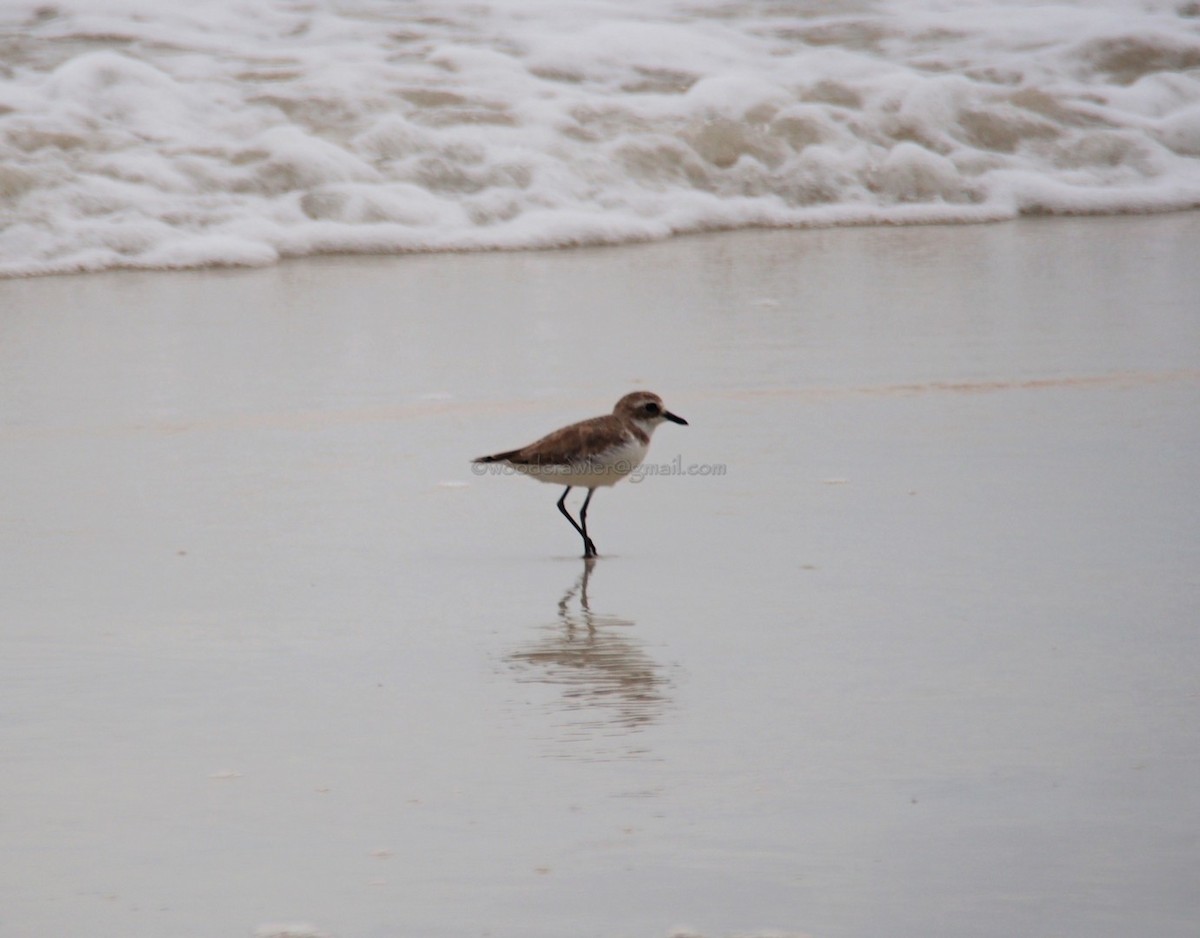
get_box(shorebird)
[473,391,688,558]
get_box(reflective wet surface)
[506,560,672,760]
[2,216,1199,937]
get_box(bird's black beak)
[664,410,688,426]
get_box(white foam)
[2,0,1199,276]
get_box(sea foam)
[1,0,1199,276]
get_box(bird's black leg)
[579,487,597,558]
[556,487,597,559]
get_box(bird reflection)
[505,559,670,758]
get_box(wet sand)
[2,214,1199,938]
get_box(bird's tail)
[473,451,519,464]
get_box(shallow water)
[1,215,1199,937]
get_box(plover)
[473,391,688,558]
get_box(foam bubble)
[1159,105,1200,156]
[253,924,328,938]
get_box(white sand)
[2,214,1199,938]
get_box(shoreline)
[3,206,1200,282]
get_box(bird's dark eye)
[643,402,660,415]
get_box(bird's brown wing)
[475,414,621,466]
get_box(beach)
[1,212,1199,938]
